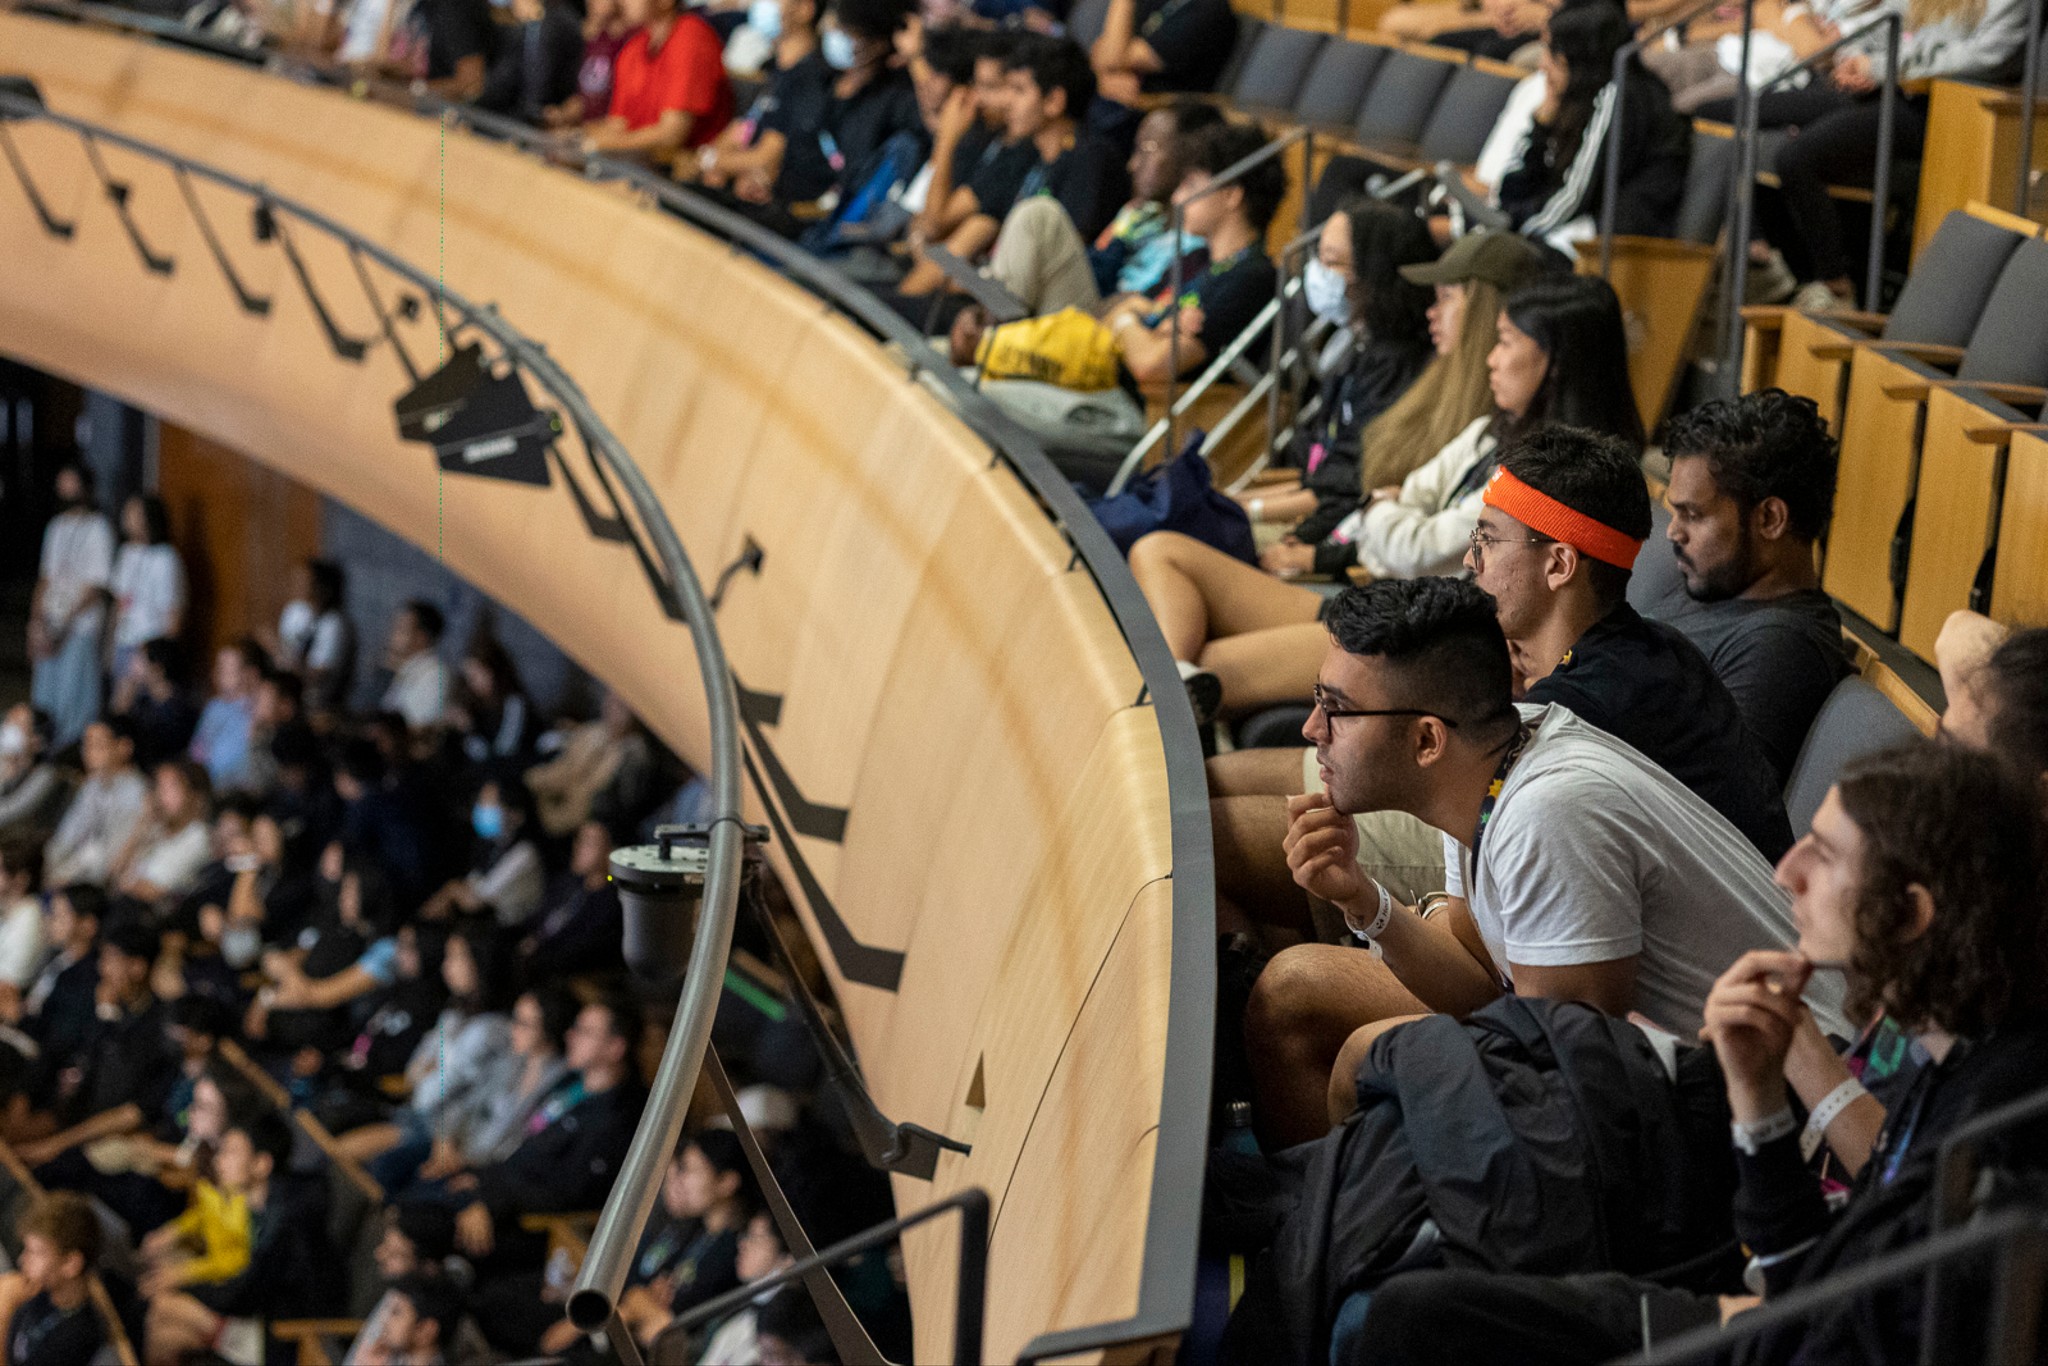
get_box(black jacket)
[1500,67,1690,241]
[476,1076,645,1222]
[1290,336,1433,551]
[1221,998,1736,1366]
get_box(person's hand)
[949,305,991,367]
[734,169,774,204]
[539,1319,584,1355]
[139,1260,188,1300]
[936,83,976,146]
[445,1171,480,1193]
[1283,792,1373,910]
[418,1138,465,1181]
[1367,484,1402,506]
[893,12,923,65]
[1831,52,1876,92]
[13,1138,57,1170]
[456,1201,495,1257]
[1259,539,1316,578]
[1700,950,1810,1118]
[1174,303,1207,343]
[1720,1294,1762,1324]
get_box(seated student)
[574,0,733,161]
[516,819,626,984]
[1232,200,1439,542]
[1089,0,1237,102]
[417,778,544,928]
[44,718,148,890]
[1498,3,1690,252]
[143,1111,333,1366]
[683,0,835,205]
[816,0,927,199]
[0,708,69,849]
[347,1204,462,1358]
[5,886,102,1079]
[1100,120,1282,386]
[1343,740,2048,1366]
[0,1192,107,1366]
[116,642,200,774]
[424,993,645,1273]
[0,841,46,996]
[246,849,398,1058]
[475,0,587,127]
[332,741,430,912]
[108,761,214,912]
[446,637,537,772]
[264,559,353,717]
[907,28,1020,245]
[900,36,1128,299]
[525,690,657,838]
[372,0,498,101]
[187,640,265,795]
[1243,577,1841,1145]
[1942,622,2048,780]
[378,602,452,737]
[1468,425,1794,860]
[357,1272,463,1366]
[697,1209,797,1365]
[22,920,181,1161]
[1643,390,1854,783]
[1130,270,1637,723]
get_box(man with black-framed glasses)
[1243,574,1839,1148]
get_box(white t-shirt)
[382,651,451,730]
[111,543,187,649]
[470,840,545,928]
[0,897,47,990]
[37,511,114,632]
[279,602,351,673]
[128,820,214,897]
[1442,703,1847,1038]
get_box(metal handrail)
[0,83,747,1365]
[1612,1209,2048,1364]
[1724,10,1902,374]
[2016,0,2044,216]
[1597,0,1729,277]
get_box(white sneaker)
[1792,281,1854,313]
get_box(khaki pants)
[989,196,1103,317]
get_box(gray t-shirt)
[1443,703,1848,1038]
[1659,589,1853,786]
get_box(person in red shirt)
[576,0,733,162]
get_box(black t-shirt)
[1143,246,1279,372]
[1524,603,1796,862]
[69,995,179,1126]
[476,5,585,124]
[966,130,1130,240]
[665,1224,742,1318]
[753,50,838,203]
[409,0,496,80]
[6,1293,102,1366]
[1659,589,1854,787]
[1134,0,1238,92]
[825,69,926,197]
[949,122,1008,186]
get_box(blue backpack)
[1084,433,1255,564]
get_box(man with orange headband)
[1471,427,1793,862]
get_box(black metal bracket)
[0,123,76,239]
[264,200,371,361]
[345,243,415,380]
[173,165,268,314]
[82,135,172,273]
[709,535,764,610]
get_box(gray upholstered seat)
[1952,236,2048,385]
[1228,24,1328,112]
[1067,0,1111,49]
[1352,50,1458,149]
[1781,676,1924,837]
[1883,210,2031,347]
[1292,39,1389,130]
[1627,502,1688,618]
[1415,65,1520,167]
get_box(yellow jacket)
[167,1181,251,1285]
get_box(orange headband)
[1482,465,1644,570]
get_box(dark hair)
[1974,629,2048,781]
[20,1192,101,1268]
[587,990,644,1053]
[1001,34,1095,123]
[337,737,387,788]
[402,600,445,645]
[1337,198,1435,345]
[0,837,44,892]
[389,1272,463,1347]
[102,916,161,965]
[306,559,346,613]
[269,721,323,774]
[1657,389,1839,543]
[1497,423,1653,609]
[390,1203,458,1263]
[96,714,141,753]
[228,636,272,678]
[54,463,95,507]
[56,883,106,927]
[156,759,214,819]
[1322,579,1517,734]
[461,634,524,706]
[1835,740,2048,1037]
[922,23,979,84]
[473,770,537,838]
[1181,122,1287,232]
[687,1127,750,1179]
[141,637,187,684]
[448,917,518,1015]
[1165,98,1226,138]
[341,854,400,937]
[757,1285,834,1361]
[236,1109,297,1173]
[524,984,580,1053]
[23,709,52,750]
[1501,275,1644,450]
[171,992,236,1043]
[827,0,915,41]
[125,493,172,546]
[1544,2,1633,166]
[217,791,266,826]
[261,670,304,715]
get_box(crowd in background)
[2,459,895,1364]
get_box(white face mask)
[748,0,780,38]
[223,923,263,970]
[822,26,857,70]
[1303,258,1351,326]
[0,724,27,760]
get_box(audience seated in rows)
[1088,0,1238,103]
[1132,265,1635,724]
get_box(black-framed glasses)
[1310,685,1458,727]
[1466,527,1549,560]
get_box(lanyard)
[1470,720,1535,868]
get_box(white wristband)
[1799,1077,1870,1162]
[1249,498,1264,521]
[1349,881,1394,945]
[1731,1107,1799,1156]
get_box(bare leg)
[1128,531,1323,664]
[334,1121,403,1164]
[146,1293,224,1366]
[1206,747,1309,798]
[1327,1013,1429,1127]
[1199,620,1331,718]
[1212,795,1315,935]
[1244,944,1430,1148]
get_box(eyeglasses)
[1467,527,1550,561]
[1310,684,1458,728]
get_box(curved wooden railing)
[0,14,1214,1361]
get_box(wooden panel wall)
[156,424,322,660]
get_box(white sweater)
[1331,416,1499,580]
